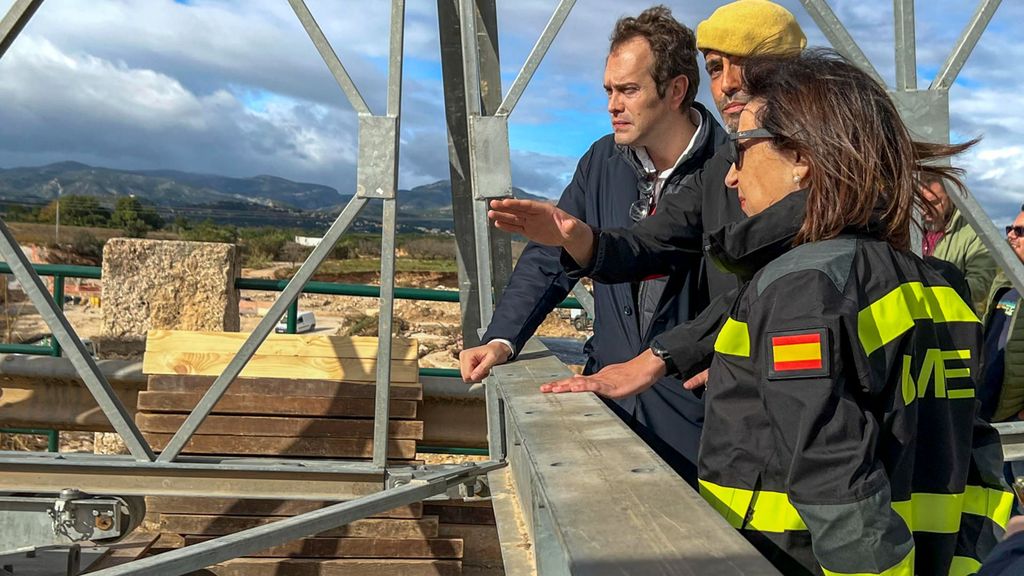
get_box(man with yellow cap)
[488,0,807,386]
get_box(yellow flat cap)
[697,0,807,57]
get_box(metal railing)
[0,263,583,354]
[0,262,99,356]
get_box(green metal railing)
[0,428,59,452]
[0,263,96,356]
[0,262,551,456]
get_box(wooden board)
[137,392,418,419]
[438,524,503,567]
[142,352,419,384]
[146,375,423,400]
[144,433,417,459]
[161,514,439,539]
[145,497,421,519]
[146,330,419,361]
[188,558,461,576]
[136,413,424,440]
[182,536,464,559]
[424,504,495,526]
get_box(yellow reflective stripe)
[821,547,914,576]
[962,485,1014,529]
[714,318,750,357]
[948,555,982,576]
[747,490,806,532]
[892,493,963,533]
[699,480,1010,536]
[858,282,980,356]
[698,479,751,528]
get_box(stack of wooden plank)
[138,330,422,460]
[136,330,483,574]
[148,497,464,575]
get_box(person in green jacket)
[980,204,1024,423]
[921,174,997,315]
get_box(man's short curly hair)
[610,5,699,112]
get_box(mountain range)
[0,161,548,231]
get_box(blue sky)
[0,0,1021,222]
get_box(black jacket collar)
[704,189,808,283]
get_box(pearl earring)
[793,176,801,183]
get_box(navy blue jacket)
[482,104,727,470]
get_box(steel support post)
[366,0,405,470]
[475,0,514,300]
[372,197,398,468]
[458,0,497,328]
[0,219,154,461]
[87,462,503,576]
[931,0,1002,90]
[155,195,369,462]
[799,0,886,86]
[438,0,483,347]
[893,0,917,91]
[0,0,43,59]
[287,0,372,115]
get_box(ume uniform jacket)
[697,193,1012,576]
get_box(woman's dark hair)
[610,5,699,112]
[742,49,976,250]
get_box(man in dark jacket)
[459,6,725,477]
[488,0,808,391]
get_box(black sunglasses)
[1007,225,1024,237]
[629,176,656,222]
[726,128,777,170]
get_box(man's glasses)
[726,128,776,170]
[1006,225,1024,238]
[630,177,656,222]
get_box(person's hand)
[540,349,666,399]
[459,341,512,383]
[488,199,595,266]
[683,368,709,390]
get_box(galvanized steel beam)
[488,339,781,575]
[287,0,372,115]
[931,0,1002,90]
[496,0,576,117]
[893,0,917,90]
[799,0,885,87]
[0,0,43,60]
[0,451,384,500]
[0,220,155,461]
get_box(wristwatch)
[649,338,679,377]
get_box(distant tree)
[171,215,190,233]
[241,227,290,262]
[182,219,238,244]
[110,196,163,238]
[38,195,110,227]
[1,203,41,222]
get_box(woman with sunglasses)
[543,49,1012,575]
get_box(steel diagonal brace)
[0,0,43,60]
[0,219,155,461]
[155,195,370,462]
[86,461,506,576]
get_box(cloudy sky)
[0,0,1020,222]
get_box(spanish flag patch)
[766,328,830,380]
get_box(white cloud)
[0,0,1021,211]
